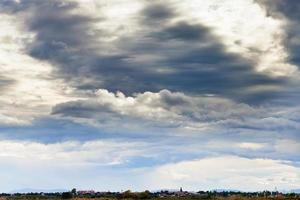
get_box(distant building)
[77,190,95,195]
[175,187,186,197]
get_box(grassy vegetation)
[2,196,300,200]
[1,190,299,200]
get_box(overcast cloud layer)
[0,0,300,192]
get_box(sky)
[0,0,300,193]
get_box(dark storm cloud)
[256,0,300,21]
[141,3,175,22]
[3,0,285,104]
[256,0,300,68]
[25,1,101,68]
[151,22,210,41]
[51,100,117,118]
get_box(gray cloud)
[1,0,287,104]
[52,89,300,134]
[150,22,211,41]
[141,2,176,22]
[51,89,300,163]
[0,76,14,91]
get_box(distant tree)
[71,188,76,195]
[61,192,73,199]
[122,190,137,199]
[139,190,151,199]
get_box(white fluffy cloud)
[146,156,300,191]
[0,139,151,192]
[0,139,145,166]
[237,142,266,150]
[52,89,300,136]
[0,139,299,192]
[52,89,263,132]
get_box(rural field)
[1,196,300,200]
[0,191,299,200]
[1,0,299,197]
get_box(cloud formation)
[52,89,257,129]
[0,12,75,126]
[0,0,299,192]
[0,139,299,192]
[147,156,300,191]
[255,0,300,81]
[52,89,300,134]
[2,0,290,103]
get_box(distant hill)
[9,188,67,194]
[151,188,181,192]
[151,188,240,193]
[290,189,300,194]
[212,189,240,192]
